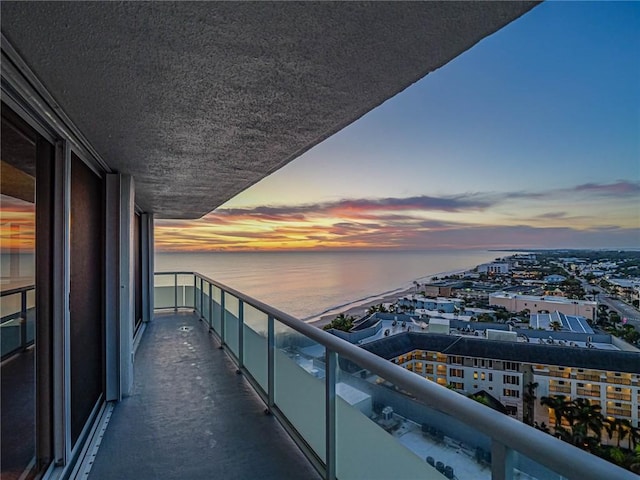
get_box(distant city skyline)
[155,1,639,252]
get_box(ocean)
[155,250,500,321]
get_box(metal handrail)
[0,284,35,297]
[155,271,635,480]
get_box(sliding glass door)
[1,103,53,480]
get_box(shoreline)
[307,268,471,329]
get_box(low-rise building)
[543,274,566,284]
[489,292,596,319]
[478,262,510,275]
[422,283,454,297]
[397,295,463,313]
[608,278,640,302]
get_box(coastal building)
[1,3,632,480]
[396,295,463,313]
[544,274,567,284]
[489,292,596,319]
[423,283,455,298]
[363,332,640,436]
[478,262,511,275]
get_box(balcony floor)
[88,311,320,480]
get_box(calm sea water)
[155,250,499,321]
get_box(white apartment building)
[364,333,640,433]
[478,262,510,274]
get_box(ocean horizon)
[154,249,501,320]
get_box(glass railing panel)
[243,304,267,390]
[176,274,195,308]
[336,354,493,480]
[513,452,565,480]
[212,286,222,335]
[274,320,326,462]
[154,273,176,309]
[0,291,21,319]
[1,317,22,357]
[224,293,240,357]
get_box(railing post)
[193,275,197,312]
[200,277,204,318]
[173,273,178,312]
[208,282,213,330]
[20,289,28,350]
[491,440,514,480]
[267,315,275,413]
[325,349,337,480]
[237,300,244,372]
[219,291,226,348]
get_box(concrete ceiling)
[1,1,538,219]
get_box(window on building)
[504,375,520,385]
[449,368,464,378]
[504,389,520,398]
[505,405,518,416]
[504,362,519,371]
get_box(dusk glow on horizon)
[4,2,638,254]
[156,2,640,252]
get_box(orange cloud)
[154,184,640,252]
[0,195,35,252]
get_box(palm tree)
[534,421,550,434]
[541,395,570,430]
[366,303,388,315]
[571,398,603,448]
[630,426,640,450]
[323,313,355,332]
[607,417,632,448]
[549,320,562,331]
[523,382,539,426]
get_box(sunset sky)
[3,2,638,253]
[156,1,639,252]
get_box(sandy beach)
[309,286,416,329]
[309,268,471,329]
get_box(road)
[597,294,640,330]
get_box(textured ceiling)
[1,1,538,218]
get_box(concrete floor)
[88,312,320,480]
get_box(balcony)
[86,310,319,480]
[606,393,632,402]
[87,271,630,480]
[576,388,601,398]
[549,385,572,394]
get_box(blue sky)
[155,1,640,251]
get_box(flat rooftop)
[529,311,594,334]
[490,293,596,306]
